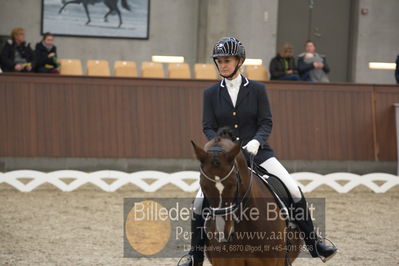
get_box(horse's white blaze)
[214,176,227,241]
[214,176,224,208]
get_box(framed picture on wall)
[41,0,150,39]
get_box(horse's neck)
[236,151,251,188]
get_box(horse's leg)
[105,1,123,28]
[82,2,91,25]
[248,258,280,266]
[58,0,81,14]
[104,9,112,22]
[103,0,114,23]
[211,258,246,266]
[116,8,122,27]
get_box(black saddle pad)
[252,163,293,209]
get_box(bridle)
[199,146,254,218]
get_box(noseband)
[199,146,253,217]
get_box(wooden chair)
[87,60,110,76]
[246,65,269,81]
[168,63,191,79]
[114,60,138,77]
[141,61,165,78]
[194,63,217,79]
[59,59,83,75]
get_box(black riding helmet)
[212,37,246,79]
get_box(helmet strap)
[213,57,242,79]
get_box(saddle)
[250,163,295,225]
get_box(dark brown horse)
[58,0,131,27]
[191,131,303,265]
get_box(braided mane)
[210,127,235,167]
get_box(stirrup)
[315,237,338,263]
[177,254,193,266]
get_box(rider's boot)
[293,189,338,263]
[177,213,205,266]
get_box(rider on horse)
[178,37,338,266]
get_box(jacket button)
[234,124,238,128]
[233,112,236,116]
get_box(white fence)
[1,170,399,193]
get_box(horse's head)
[191,130,242,199]
[191,128,246,242]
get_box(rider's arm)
[202,87,217,140]
[252,84,272,148]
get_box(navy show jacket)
[202,75,274,163]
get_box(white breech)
[193,189,205,215]
[193,157,303,214]
[260,157,302,202]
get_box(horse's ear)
[191,140,208,163]
[226,141,242,161]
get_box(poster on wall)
[41,0,150,39]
